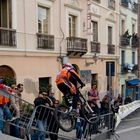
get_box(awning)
[127,79,140,85]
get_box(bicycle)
[54,86,100,132]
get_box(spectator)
[100,95,109,114]
[75,101,83,139]
[111,97,119,133]
[17,83,23,107]
[87,84,100,114]
[117,94,123,105]
[49,99,60,140]
[10,84,21,138]
[124,96,132,104]
[0,82,13,133]
[31,91,51,140]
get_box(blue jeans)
[31,120,47,140]
[3,104,12,120]
[0,105,4,131]
[76,122,83,139]
[0,104,12,132]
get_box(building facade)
[0,0,120,102]
[119,0,138,100]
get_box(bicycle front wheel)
[54,105,75,132]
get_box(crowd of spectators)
[0,80,124,139]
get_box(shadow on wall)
[24,78,38,95]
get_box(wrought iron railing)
[108,44,115,54]
[120,35,130,46]
[121,0,129,7]
[91,41,100,53]
[108,0,115,10]
[132,2,138,13]
[67,37,87,56]
[37,33,54,50]
[93,0,100,3]
[131,35,139,48]
[0,27,16,47]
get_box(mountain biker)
[55,63,85,110]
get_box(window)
[39,77,51,93]
[121,20,125,35]
[121,50,125,65]
[132,52,135,64]
[69,14,76,37]
[0,0,12,28]
[38,6,49,34]
[132,24,135,34]
[92,21,98,42]
[108,26,112,44]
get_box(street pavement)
[112,108,140,140]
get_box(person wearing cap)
[55,63,85,110]
[31,91,52,140]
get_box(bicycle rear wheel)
[54,105,75,132]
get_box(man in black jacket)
[31,91,52,140]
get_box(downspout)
[23,0,27,56]
[59,0,65,66]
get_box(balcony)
[0,27,16,47]
[120,35,130,46]
[37,33,54,50]
[108,44,115,54]
[67,37,87,56]
[121,64,128,73]
[121,0,129,7]
[121,63,137,74]
[132,2,138,13]
[108,0,115,10]
[91,41,100,53]
[131,34,139,48]
[92,0,100,3]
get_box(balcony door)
[0,0,12,28]
[38,6,49,34]
[69,14,77,37]
[92,21,98,42]
[108,26,112,45]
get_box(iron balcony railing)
[67,37,87,56]
[0,27,16,46]
[37,33,54,50]
[131,35,139,48]
[91,41,100,53]
[93,0,100,3]
[132,2,138,13]
[121,0,129,7]
[108,0,115,10]
[108,44,115,54]
[120,35,130,46]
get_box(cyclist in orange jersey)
[55,63,85,110]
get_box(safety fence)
[0,89,114,140]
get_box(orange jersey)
[0,84,11,104]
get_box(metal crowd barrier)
[0,89,114,140]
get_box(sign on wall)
[80,70,91,84]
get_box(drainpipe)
[23,0,27,56]
[59,0,65,66]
